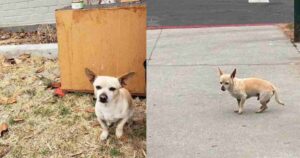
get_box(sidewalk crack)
[148,29,163,61]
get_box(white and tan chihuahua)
[85,68,135,140]
[218,68,284,114]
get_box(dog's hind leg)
[256,102,268,113]
[256,92,271,113]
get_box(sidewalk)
[147,25,300,158]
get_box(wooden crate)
[55,3,146,96]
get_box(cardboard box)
[55,3,146,96]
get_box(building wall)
[0,0,72,28]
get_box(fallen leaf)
[13,118,24,123]
[18,54,31,60]
[50,82,61,88]
[0,97,17,105]
[19,33,25,38]
[91,121,100,127]
[4,58,16,65]
[0,123,8,137]
[119,135,129,142]
[54,88,65,97]
[6,97,17,104]
[35,67,45,73]
[85,107,95,113]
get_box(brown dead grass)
[277,23,294,42]
[0,54,146,158]
[0,25,57,45]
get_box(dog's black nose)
[99,93,108,103]
[221,86,226,91]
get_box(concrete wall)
[0,0,72,28]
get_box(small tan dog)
[218,68,284,114]
[85,68,135,140]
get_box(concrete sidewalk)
[147,25,300,158]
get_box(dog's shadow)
[225,104,284,117]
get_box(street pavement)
[147,25,300,158]
[147,0,293,27]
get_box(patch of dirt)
[278,23,294,42]
[0,25,57,45]
[0,54,146,158]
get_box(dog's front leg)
[97,118,109,140]
[116,117,129,138]
[234,99,241,113]
[238,98,246,114]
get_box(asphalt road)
[147,0,293,27]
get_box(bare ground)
[0,54,146,158]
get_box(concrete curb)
[147,23,280,30]
[0,43,58,59]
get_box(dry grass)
[0,54,146,158]
[0,25,57,45]
[277,23,294,42]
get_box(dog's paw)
[237,108,244,114]
[100,131,109,140]
[256,109,266,113]
[116,129,123,139]
[256,111,262,113]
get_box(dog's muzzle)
[99,93,108,103]
[221,86,226,91]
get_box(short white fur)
[85,68,134,140]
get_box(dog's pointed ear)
[231,68,237,78]
[85,68,96,83]
[218,67,223,76]
[118,72,135,87]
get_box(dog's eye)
[109,87,116,91]
[96,86,102,90]
[220,82,222,84]
[225,82,229,85]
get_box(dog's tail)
[272,87,285,106]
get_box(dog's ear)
[218,67,223,76]
[118,72,135,87]
[85,68,96,83]
[231,68,236,78]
